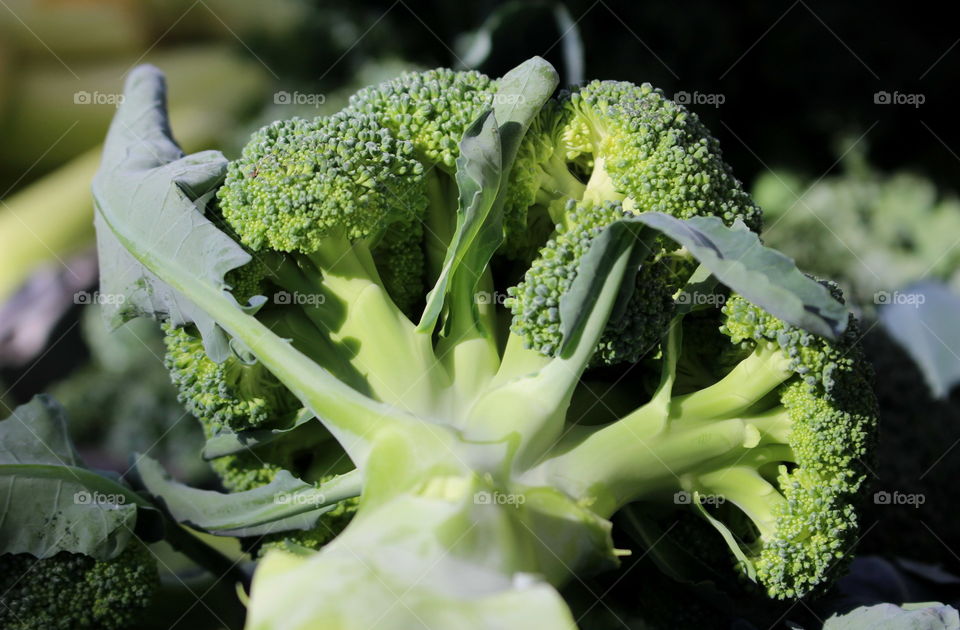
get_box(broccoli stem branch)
[525,347,797,518]
[669,343,793,420]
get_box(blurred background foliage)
[2,1,959,628]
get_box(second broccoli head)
[158,65,875,601]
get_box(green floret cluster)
[563,81,761,228]
[219,111,428,253]
[163,322,300,433]
[347,67,495,170]
[0,543,158,630]
[503,80,761,365]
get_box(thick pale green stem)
[465,244,637,467]
[691,466,787,541]
[580,156,624,206]
[529,415,755,518]
[292,232,450,416]
[435,269,502,410]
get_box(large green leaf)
[0,396,142,559]
[92,65,248,362]
[132,456,360,537]
[419,57,559,334]
[418,110,502,333]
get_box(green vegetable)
[85,58,875,629]
[0,543,159,630]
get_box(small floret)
[347,68,495,170]
[507,199,679,364]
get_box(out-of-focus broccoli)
[0,542,158,630]
[48,305,207,481]
[754,148,960,306]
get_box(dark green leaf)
[0,396,143,559]
[633,213,848,339]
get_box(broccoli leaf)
[201,407,316,459]
[0,396,141,559]
[131,456,360,537]
[880,281,960,399]
[633,213,848,339]
[92,64,249,362]
[823,603,960,630]
[558,220,656,357]
[419,56,559,334]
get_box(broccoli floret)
[503,81,760,365]
[347,67,495,171]
[0,543,158,630]
[163,322,301,434]
[533,288,878,599]
[507,199,680,364]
